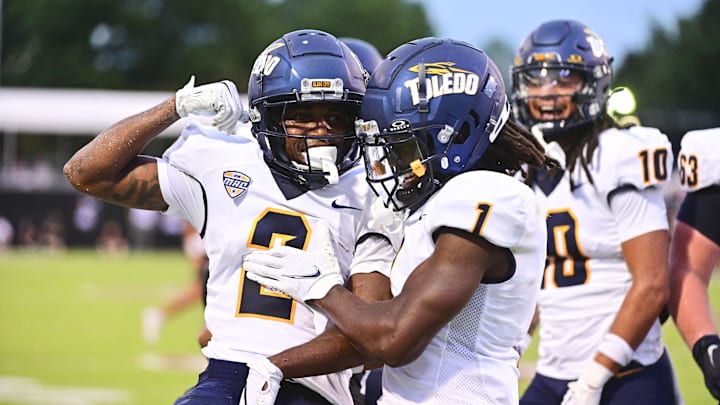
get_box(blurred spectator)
[142,221,209,346]
[73,195,103,233]
[38,211,66,252]
[127,208,160,250]
[96,220,129,256]
[0,216,14,251]
[17,219,37,248]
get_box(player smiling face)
[282,103,354,165]
[520,68,585,122]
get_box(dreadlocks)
[477,117,559,176]
[524,113,618,191]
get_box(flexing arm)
[63,97,177,210]
[314,230,508,367]
[63,77,243,210]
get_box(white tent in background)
[0,87,251,191]
[0,87,250,136]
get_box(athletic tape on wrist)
[580,360,614,388]
[597,333,634,367]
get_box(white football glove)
[561,380,602,405]
[244,220,344,302]
[239,357,283,405]
[560,361,612,405]
[175,75,245,133]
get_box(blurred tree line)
[1,0,432,91]
[614,0,720,138]
[615,0,719,110]
[2,0,718,132]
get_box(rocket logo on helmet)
[403,62,480,106]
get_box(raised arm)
[63,77,244,210]
[63,97,177,210]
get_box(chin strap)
[531,124,566,169]
[368,197,407,250]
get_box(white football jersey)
[531,126,673,379]
[156,122,394,405]
[379,171,546,405]
[677,127,720,192]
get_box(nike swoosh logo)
[287,266,322,279]
[709,344,718,367]
[332,200,361,210]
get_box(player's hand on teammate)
[239,357,283,405]
[244,221,344,303]
[175,75,245,133]
[693,334,720,399]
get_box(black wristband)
[692,334,720,366]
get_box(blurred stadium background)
[0,0,719,404]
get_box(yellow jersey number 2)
[236,208,311,323]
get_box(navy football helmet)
[340,37,384,75]
[357,37,510,211]
[248,29,367,189]
[511,20,613,139]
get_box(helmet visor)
[517,67,585,94]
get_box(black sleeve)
[676,185,720,246]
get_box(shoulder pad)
[678,128,720,192]
[427,171,543,249]
[162,121,254,175]
[592,126,673,195]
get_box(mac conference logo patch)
[222,171,252,198]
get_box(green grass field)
[0,249,717,404]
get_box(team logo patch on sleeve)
[223,171,252,198]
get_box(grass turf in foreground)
[0,249,717,404]
[0,249,204,405]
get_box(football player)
[668,128,720,401]
[243,37,554,404]
[64,29,395,405]
[141,221,211,347]
[511,20,679,404]
[340,37,384,75]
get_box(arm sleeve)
[676,185,720,246]
[608,186,668,242]
[349,234,395,277]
